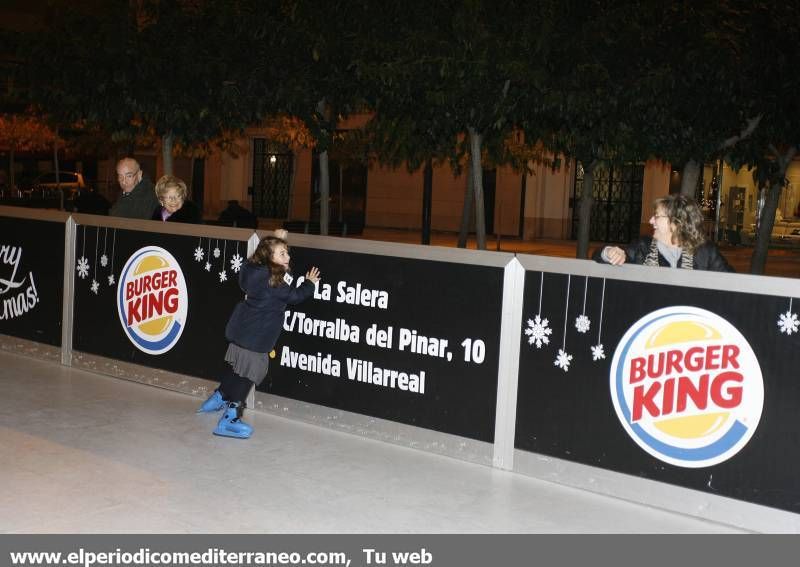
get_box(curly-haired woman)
[594,194,733,272]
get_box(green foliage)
[10,0,800,258]
[21,0,260,152]
[363,0,548,173]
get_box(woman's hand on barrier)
[603,246,627,266]
[305,266,321,284]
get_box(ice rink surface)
[0,350,744,534]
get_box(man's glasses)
[117,170,140,181]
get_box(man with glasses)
[109,157,158,219]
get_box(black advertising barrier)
[71,220,251,380]
[0,210,66,346]
[515,261,800,513]
[261,241,508,442]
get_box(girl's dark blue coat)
[225,262,315,353]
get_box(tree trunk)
[457,172,474,248]
[9,147,15,191]
[338,165,344,223]
[318,150,330,235]
[750,146,798,274]
[187,156,195,199]
[575,160,597,259]
[53,131,63,211]
[468,127,487,250]
[518,169,527,238]
[162,132,174,176]
[106,150,117,201]
[287,150,298,220]
[316,98,330,235]
[680,160,701,197]
[421,158,433,245]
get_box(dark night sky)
[0,2,47,32]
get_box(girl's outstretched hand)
[305,266,321,283]
[274,229,289,240]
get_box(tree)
[360,2,464,245]
[0,114,56,189]
[239,0,375,235]
[525,0,639,259]
[725,2,800,274]
[22,0,259,178]
[364,0,546,249]
[621,1,759,198]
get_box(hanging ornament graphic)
[778,298,799,335]
[591,278,607,361]
[574,276,591,333]
[100,228,109,267]
[218,241,228,282]
[553,275,573,372]
[554,349,573,371]
[76,257,90,279]
[76,225,89,279]
[204,239,212,272]
[194,237,205,262]
[213,240,221,258]
[108,228,117,287]
[230,242,243,273]
[524,272,552,348]
[90,225,100,294]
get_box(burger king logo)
[610,306,763,468]
[117,246,188,354]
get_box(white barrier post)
[61,216,76,366]
[492,257,525,470]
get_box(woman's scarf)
[644,239,694,269]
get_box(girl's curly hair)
[249,236,289,287]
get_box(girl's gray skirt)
[225,343,270,385]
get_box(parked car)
[30,171,87,199]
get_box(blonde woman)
[150,174,201,223]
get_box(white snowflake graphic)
[575,314,591,334]
[554,349,573,372]
[100,254,108,267]
[108,274,115,286]
[194,246,205,262]
[778,310,799,335]
[524,315,552,348]
[219,270,227,282]
[90,279,99,294]
[205,261,212,272]
[230,253,243,273]
[213,246,221,258]
[76,257,90,279]
[591,344,606,361]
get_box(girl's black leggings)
[218,366,253,405]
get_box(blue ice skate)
[213,402,253,439]
[197,390,225,413]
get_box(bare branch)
[719,114,762,150]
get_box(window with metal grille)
[571,162,644,243]
[251,138,293,219]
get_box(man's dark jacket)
[109,177,158,219]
